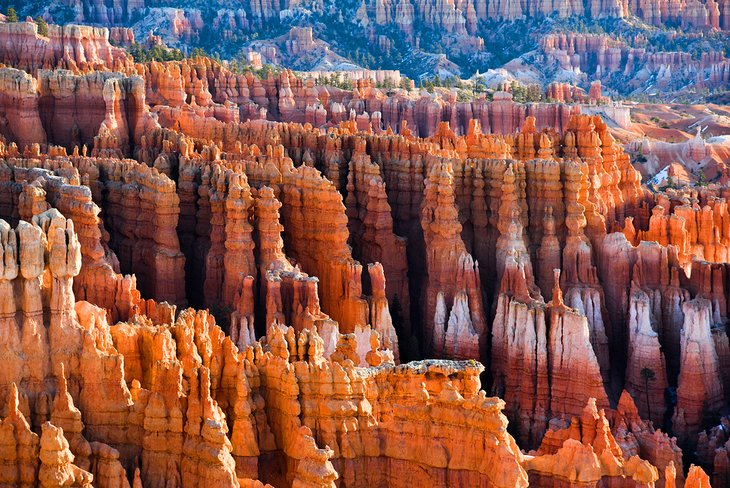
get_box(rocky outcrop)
[346,139,410,335]
[277,164,369,330]
[685,465,713,487]
[0,206,538,486]
[0,68,47,149]
[0,21,133,75]
[0,46,726,486]
[51,364,92,472]
[0,188,675,487]
[195,163,256,315]
[625,286,669,425]
[65,0,145,25]
[421,161,485,359]
[95,159,186,305]
[0,384,40,485]
[259,322,528,488]
[615,390,685,488]
[39,422,93,488]
[0,215,248,484]
[539,33,730,97]
[491,252,549,448]
[0,67,159,156]
[547,274,610,421]
[38,70,158,156]
[252,184,329,336]
[0,157,143,322]
[526,398,659,487]
[673,298,725,447]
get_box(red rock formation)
[526,398,659,487]
[198,164,256,316]
[548,273,610,420]
[258,323,529,488]
[560,158,611,382]
[252,184,329,335]
[598,232,636,361]
[673,298,724,446]
[0,202,544,487]
[490,163,549,447]
[96,160,187,305]
[0,47,727,485]
[0,68,47,148]
[0,157,142,322]
[51,364,92,472]
[421,161,485,359]
[141,64,596,140]
[37,70,159,156]
[686,465,712,488]
[625,286,669,425]
[491,253,549,447]
[0,384,40,485]
[38,422,93,487]
[279,164,370,331]
[346,139,410,334]
[88,442,131,488]
[615,390,685,488]
[0,22,133,75]
[367,263,400,362]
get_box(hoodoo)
[0,7,727,487]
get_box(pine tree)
[36,17,49,36]
[6,8,18,23]
[640,367,656,421]
[697,168,708,187]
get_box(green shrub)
[128,43,184,63]
[35,16,48,36]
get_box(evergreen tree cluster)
[128,43,185,63]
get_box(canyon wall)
[51,0,730,34]
[0,41,725,486]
